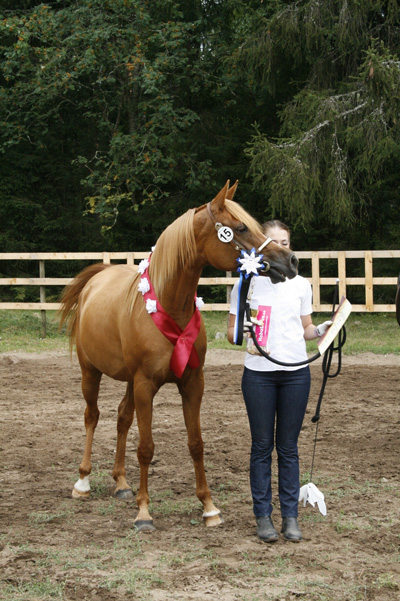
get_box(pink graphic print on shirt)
[254,305,271,346]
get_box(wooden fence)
[1,250,399,316]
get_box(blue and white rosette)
[233,248,264,345]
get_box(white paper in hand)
[299,482,327,516]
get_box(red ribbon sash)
[141,268,201,378]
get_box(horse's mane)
[223,199,264,236]
[149,209,197,296]
[127,209,196,312]
[127,199,263,311]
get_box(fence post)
[365,251,373,311]
[39,260,46,338]
[311,252,320,311]
[338,251,346,300]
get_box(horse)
[59,180,298,531]
[396,271,400,326]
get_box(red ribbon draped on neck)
[141,267,201,378]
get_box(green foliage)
[240,1,400,247]
[1,0,400,255]
[0,0,246,249]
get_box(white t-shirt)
[230,275,313,372]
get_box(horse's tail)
[59,263,112,351]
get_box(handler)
[227,220,332,542]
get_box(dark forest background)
[1,1,399,275]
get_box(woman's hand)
[315,320,333,337]
[302,315,332,340]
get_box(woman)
[228,220,331,542]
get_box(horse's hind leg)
[72,365,102,499]
[112,382,135,499]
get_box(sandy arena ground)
[0,349,399,600]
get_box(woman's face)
[265,226,291,249]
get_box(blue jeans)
[241,366,311,518]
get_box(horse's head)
[194,181,298,283]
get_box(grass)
[0,578,65,600]
[374,573,398,589]
[99,567,164,595]
[0,310,69,353]
[334,510,360,534]
[1,483,399,601]
[0,310,399,355]
[28,502,75,526]
[149,488,201,517]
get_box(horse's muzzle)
[290,252,299,272]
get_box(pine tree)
[238,0,400,248]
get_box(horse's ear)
[226,180,239,200]
[211,180,230,211]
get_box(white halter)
[257,237,273,252]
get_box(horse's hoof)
[115,488,134,500]
[134,520,156,532]
[72,487,90,499]
[204,513,223,527]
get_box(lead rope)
[240,277,347,480]
[309,282,346,480]
[244,275,322,366]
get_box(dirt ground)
[0,349,399,601]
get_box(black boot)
[281,517,302,542]
[256,516,279,542]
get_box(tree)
[238,0,400,249]
[1,1,220,250]
[2,0,400,256]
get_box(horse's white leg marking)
[202,509,221,518]
[72,475,90,498]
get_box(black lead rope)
[240,276,347,483]
[244,278,346,421]
[243,275,322,368]
[247,311,322,367]
[312,316,346,421]
[308,286,346,481]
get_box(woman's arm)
[302,315,332,340]
[301,314,320,340]
[230,313,327,344]
[227,313,237,345]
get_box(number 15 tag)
[217,226,234,243]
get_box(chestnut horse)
[59,181,298,531]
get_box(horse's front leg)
[178,370,222,527]
[132,374,157,531]
[112,382,135,500]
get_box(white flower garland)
[138,277,150,295]
[138,249,204,315]
[145,298,157,314]
[196,297,204,310]
[138,258,150,274]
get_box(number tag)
[217,226,234,243]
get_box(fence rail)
[1,250,399,315]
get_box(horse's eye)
[236,224,248,234]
